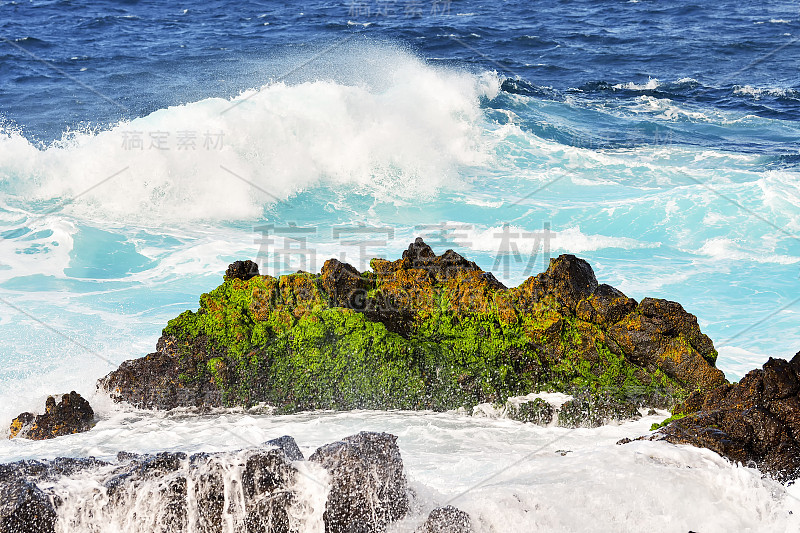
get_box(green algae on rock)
[98,239,727,414]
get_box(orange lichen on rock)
[279,273,325,319]
[653,355,800,481]
[8,392,94,440]
[607,298,726,392]
[99,238,730,423]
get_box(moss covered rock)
[99,240,726,414]
[506,397,554,425]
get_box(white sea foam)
[465,224,659,256]
[0,44,499,223]
[2,407,799,532]
[613,78,659,90]
[630,95,710,121]
[696,237,800,265]
[733,85,799,99]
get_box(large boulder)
[98,241,727,415]
[310,432,408,533]
[9,392,94,440]
[654,353,800,481]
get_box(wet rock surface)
[607,298,726,392]
[653,354,800,481]
[0,473,57,533]
[9,392,94,440]
[310,432,408,533]
[97,337,223,410]
[0,432,407,533]
[416,505,473,533]
[556,392,642,429]
[505,397,554,425]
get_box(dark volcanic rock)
[0,474,56,533]
[266,435,304,461]
[321,258,372,310]
[98,337,223,410]
[517,254,598,312]
[0,433,410,533]
[575,283,637,326]
[607,298,726,392]
[654,353,800,481]
[9,392,94,440]
[225,260,260,281]
[400,238,498,286]
[310,432,408,533]
[416,506,473,533]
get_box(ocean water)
[1,0,799,530]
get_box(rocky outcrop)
[515,253,597,312]
[310,432,407,533]
[653,354,800,481]
[0,432,408,533]
[225,259,260,281]
[98,239,726,413]
[97,341,224,411]
[9,392,94,440]
[416,506,473,533]
[607,298,726,392]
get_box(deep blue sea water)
[1,0,799,420]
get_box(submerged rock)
[416,505,473,533]
[310,432,407,533]
[653,353,800,481]
[9,392,94,440]
[556,392,641,429]
[506,397,554,425]
[98,240,726,414]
